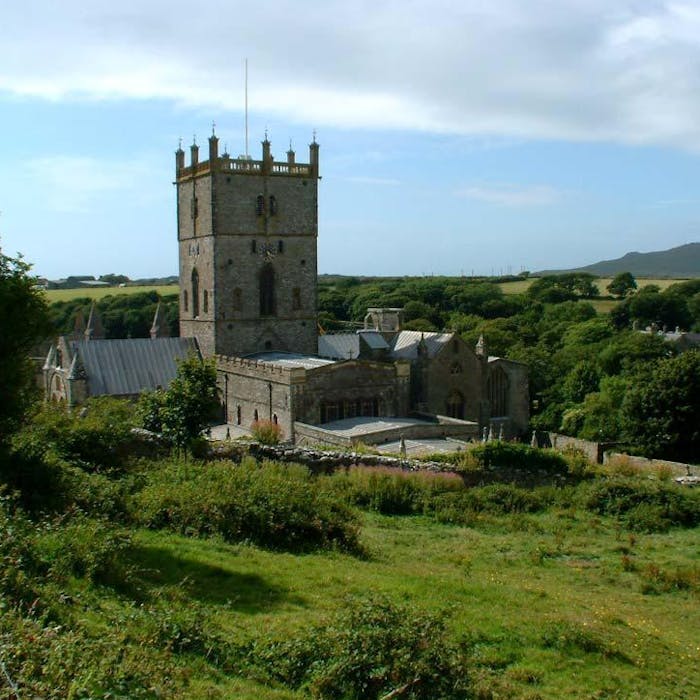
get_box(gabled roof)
[71,337,199,396]
[389,330,454,360]
[318,333,359,360]
[358,330,390,350]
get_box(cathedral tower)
[176,130,319,357]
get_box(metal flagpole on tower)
[245,58,249,158]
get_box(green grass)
[44,284,179,303]
[60,507,700,698]
[499,277,686,297]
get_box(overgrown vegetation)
[1,391,699,697]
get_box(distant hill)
[537,242,700,278]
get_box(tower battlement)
[176,136,319,181]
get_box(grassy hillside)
[537,242,700,278]
[3,426,699,698]
[44,284,179,303]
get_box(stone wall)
[294,416,479,448]
[547,432,617,464]
[604,452,697,476]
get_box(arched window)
[233,287,242,311]
[487,367,509,417]
[292,287,301,310]
[183,289,188,312]
[446,390,465,419]
[269,195,277,215]
[272,414,278,424]
[251,240,257,253]
[236,405,241,425]
[277,240,284,253]
[254,409,259,422]
[203,289,209,314]
[191,268,200,317]
[259,264,276,316]
[450,362,462,375]
[255,194,264,216]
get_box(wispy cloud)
[456,183,560,207]
[4,2,700,149]
[25,156,154,213]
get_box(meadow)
[43,284,179,303]
[3,439,699,699]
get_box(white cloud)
[457,184,560,207]
[3,1,700,148]
[25,156,154,213]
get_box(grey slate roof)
[389,330,454,359]
[358,330,389,350]
[72,337,199,396]
[318,334,360,359]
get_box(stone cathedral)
[175,131,529,446]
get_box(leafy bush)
[251,419,283,445]
[471,442,569,474]
[323,467,464,516]
[250,596,473,699]
[35,511,133,587]
[0,492,43,606]
[580,477,700,531]
[130,458,361,552]
[12,397,139,472]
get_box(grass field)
[73,506,699,698]
[499,277,685,297]
[44,284,179,303]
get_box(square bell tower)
[175,130,320,357]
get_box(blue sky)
[2,0,700,279]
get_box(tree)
[606,272,637,298]
[620,350,700,461]
[0,253,52,442]
[138,355,218,451]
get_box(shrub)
[323,466,465,516]
[251,419,283,445]
[35,511,133,587]
[470,442,569,474]
[250,596,473,699]
[130,458,361,552]
[12,397,139,472]
[580,477,700,531]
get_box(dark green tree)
[138,355,218,451]
[606,272,637,298]
[620,350,700,460]
[0,253,52,442]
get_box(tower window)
[233,287,242,311]
[292,287,301,310]
[269,195,277,215]
[183,289,188,312]
[190,197,198,220]
[203,289,209,313]
[450,362,462,375]
[255,194,264,216]
[191,268,200,318]
[278,240,284,253]
[251,240,257,254]
[259,264,276,316]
